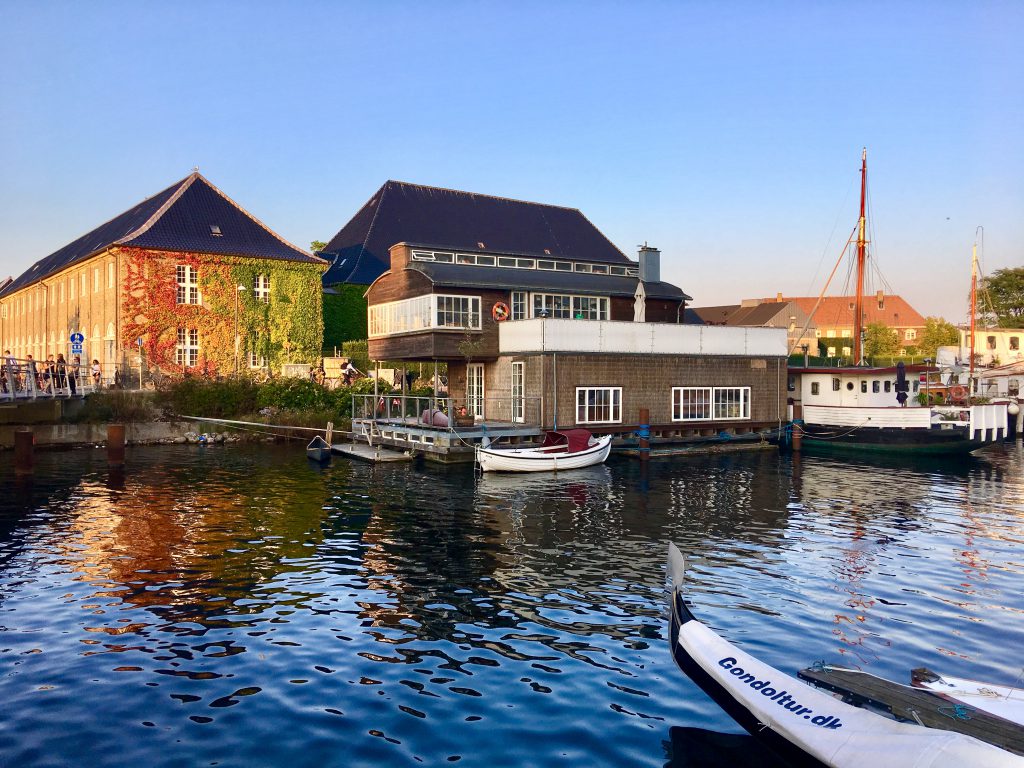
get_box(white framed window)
[467,363,485,418]
[254,274,270,303]
[107,262,115,289]
[511,361,525,423]
[904,329,916,341]
[176,265,199,305]
[176,328,199,367]
[713,387,750,420]
[840,329,851,338]
[672,387,711,420]
[368,294,482,337]
[80,273,86,296]
[436,295,480,328]
[671,387,750,421]
[93,268,100,292]
[576,386,621,424]
[249,352,266,369]
[533,293,572,318]
[532,293,608,320]
[59,282,65,303]
[511,291,527,320]
[70,277,76,301]
[841,346,851,357]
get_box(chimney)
[776,292,783,302]
[638,244,661,283]
[876,290,884,309]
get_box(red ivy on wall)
[119,247,324,375]
[122,247,243,374]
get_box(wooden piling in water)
[792,404,803,451]
[14,428,34,475]
[107,424,126,468]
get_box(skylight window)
[209,225,223,236]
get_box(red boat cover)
[540,429,593,453]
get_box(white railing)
[803,405,932,429]
[499,318,788,357]
[0,357,134,401]
[351,394,542,429]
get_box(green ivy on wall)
[121,247,325,374]
[323,285,368,352]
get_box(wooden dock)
[798,665,1024,756]
[331,443,414,463]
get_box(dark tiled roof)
[2,173,321,297]
[411,261,689,300]
[321,181,631,286]
[687,305,739,325]
[687,302,800,327]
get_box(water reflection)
[0,443,1020,767]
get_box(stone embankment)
[0,422,249,449]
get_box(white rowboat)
[476,429,611,473]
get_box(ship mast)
[853,148,868,365]
[969,238,978,384]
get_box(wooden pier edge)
[797,665,1024,756]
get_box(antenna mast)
[853,148,868,365]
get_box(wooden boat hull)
[477,434,611,472]
[666,543,1024,767]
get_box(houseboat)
[326,181,791,460]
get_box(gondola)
[666,543,1023,767]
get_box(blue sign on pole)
[71,345,83,355]
[70,332,85,344]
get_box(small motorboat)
[666,543,1024,767]
[306,434,332,462]
[475,429,612,473]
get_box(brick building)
[0,173,326,380]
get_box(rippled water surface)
[1,442,1022,767]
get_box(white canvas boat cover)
[676,619,1024,767]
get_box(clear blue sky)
[1,1,1021,321]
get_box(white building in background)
[959,327,1024,367]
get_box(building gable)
[2,173,321,298]
[321,180,630,287]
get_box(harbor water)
[1,443,1022,767]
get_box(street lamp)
[923,357,932,405]
[234,284,247,374]
[800,343,810,368]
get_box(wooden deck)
[798,665,1024,756]
[331,443,414,463]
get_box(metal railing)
[351,393,542,429]
[0,357,136,402]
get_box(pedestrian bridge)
[1,356,100,402]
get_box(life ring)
[492,302,510,322]
[949,385,968,402]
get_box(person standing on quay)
[91,359,101,389]
[70,355,81,395]
[55,353,69,393]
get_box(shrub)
[165,378,259,418]
[69,391,161,423]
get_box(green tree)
[918,317,961,358]
[310,240,328,254]
[864,322,900,357]
[980,267,1024,328]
